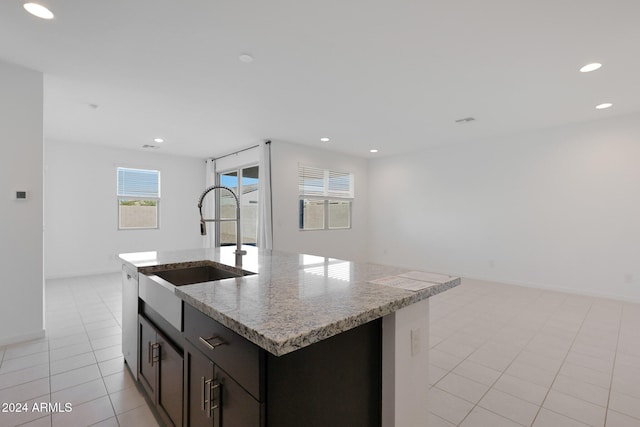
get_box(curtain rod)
[208,140,271,162]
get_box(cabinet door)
[158,333,184,427]
[185,344,215,427]
[138,315,157,398]
[216,366,263,427]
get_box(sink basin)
[153,264,254,287]
[138,262,255,331]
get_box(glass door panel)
[218,171,238,246]
[216,166,259,247]
[240,166,259,246]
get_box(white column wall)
[0,60,44,345]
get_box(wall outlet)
[411,328,421,357]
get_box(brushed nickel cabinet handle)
[199,335,228,350]
[205,378,213,418]
[211,382,222,412]
[202,377,213,416]
[150,343,160,366]
[201,376,206,412]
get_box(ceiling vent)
[455,117,476,124]
[142,144,160,149]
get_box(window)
[298,165,353,230]
[117,167,160,229]
[217,165,259,246]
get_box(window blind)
[117,167,160,198]
[298,165,354,198]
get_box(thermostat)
[16,191,27,200]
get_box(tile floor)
[0,274,158,427]
[1,274,639,426]
[428,279,640,427]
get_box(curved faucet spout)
[198,185,247,260]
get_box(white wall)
[45,140,205,278]
[368,113,640,301]
[0,60,44,345]
[270,140,369,261]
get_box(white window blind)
[117,168,160,198]
[298,165,354,199]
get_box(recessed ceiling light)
[23,3,54,19]
[595,103,612,110]
[320,137,330,142]
[154,138,164,143]
[239,54,254,63]
[369,149,378,153]
[580,63,602,73]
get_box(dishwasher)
[122,265,139,379]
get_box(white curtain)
[203,158,216,248]
[257,142,273,249]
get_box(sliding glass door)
[217,165,259,247]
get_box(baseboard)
[454,271,640,304]
[45,268,121,280]
[0,329,46,347]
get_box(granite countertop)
[119,247,460,356]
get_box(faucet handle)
[200,220,207,236]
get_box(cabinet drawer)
[183,304,264,400]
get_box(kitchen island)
[119,246,460,427]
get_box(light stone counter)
[119,246,460,356]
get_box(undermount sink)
[138,262,256,331]
[153,264,255,287]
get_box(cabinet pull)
[202,377,213,416]
[150,343,160,367]
[199,335,228,350]
[210,382,222,412]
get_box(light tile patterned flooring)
[1,274,639,426]
[428,279,640,427]
[0,274,158,427]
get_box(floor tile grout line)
[527,301,588,425]
[455,292,560,426]
[81,274,123,427]
[603,302,625,425]
[454,289,621,425]
[529,298,614,426]
[47,274,125,427]
[0,352,50,375]
[516,299,606,425]
[430,286,553,425]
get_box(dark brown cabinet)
[138,315,184,427]
[182,302,264,426]
[182,303,381,427]
[184,340,263,427]
[137,303,380,427]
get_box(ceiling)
[1,0,639,159]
